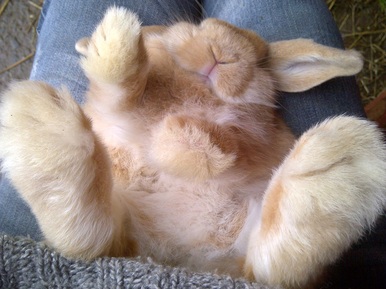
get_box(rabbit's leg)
[0,81,126,259]
[77,7,148,110]
[244,116,386,288]
[150,115,237,181]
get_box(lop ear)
[269,39,363,93]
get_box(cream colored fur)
[1,7,385,289]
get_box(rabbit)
[1,6,385,289]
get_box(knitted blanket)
[0,234,278,289]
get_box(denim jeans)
[1,0,365,246]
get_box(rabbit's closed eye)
[162,18,273,103]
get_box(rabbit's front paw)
[76,7,143,83]
[149,115,237,181]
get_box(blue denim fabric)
[0,0,364,239]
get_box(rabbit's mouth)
[197,62,218,87]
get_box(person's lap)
[0,0,365,246]
[30,0,365,133]
[1,2,378,288]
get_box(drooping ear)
[269,39,363,92]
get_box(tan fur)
[269,38,363,92]
[260,181,284,237]
[1,7,385,289]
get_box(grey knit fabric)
[0,234,279,289]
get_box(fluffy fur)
[0,7,385,289]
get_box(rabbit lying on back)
[1,7,385,289]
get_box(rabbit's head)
[162,19,275,106]
[77,14,363,183]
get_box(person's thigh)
[0,0,202,239]
[203,0,365,136]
